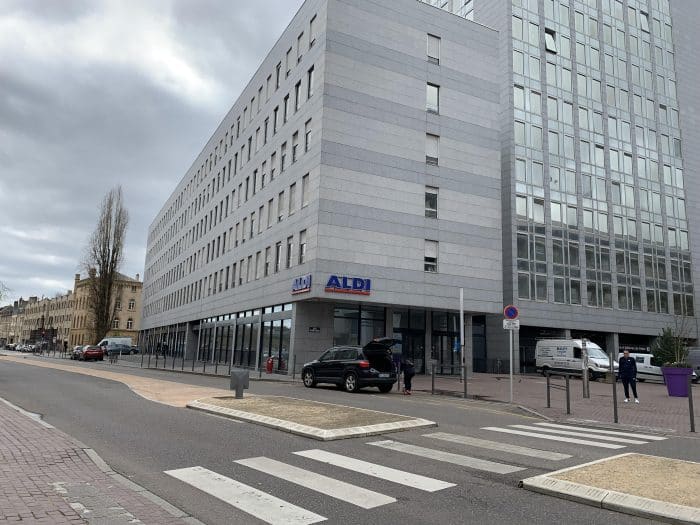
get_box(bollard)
[431,363,436,395]
[230,369,250,399]
[546,372,551,408]
[565,374,571,415]
[689,374,696,433]
[292,355,297,381]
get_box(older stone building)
[69,272,143,346]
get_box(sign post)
[582,338,590,399]
[503,305,520,404]
[459,288,465,384]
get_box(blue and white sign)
[324,275,371,296]
[291,274,312,294]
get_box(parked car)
[71,345,85,360]
[302,338,398,393]
[618,352,698,383]
[79,345,104,361]
[103,343,136,356]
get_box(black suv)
[302,339,398,393]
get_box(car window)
[573,348,582,359]
[318,349,335,362]
[336,349,356,360]
[635,356,644,363]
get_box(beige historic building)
[0,273,142,347]
[69,273,143,346]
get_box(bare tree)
[83,186,129,343]
[0,281,9,303]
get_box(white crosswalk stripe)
[533,423,667,441]
[235,456,396,509]
[423,432,572,461]
[294,449,455,492]
[165,466,326,524]
[367,440,525,474]
[509,424,648,444]
[482,427,626,449]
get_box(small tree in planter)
[653,317,693,397]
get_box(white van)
[97,336,133,348]
[536,339,618,380]
[619,352,698,383]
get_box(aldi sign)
[291,274,312,294]
[324,275,371,295]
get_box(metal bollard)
[463,365,467,399]
[689,374,696,433]
[230,369,250,399]
[565,374,571,415]
[431,363,436,395]
[292,355,297,381]
[546,372,551,408]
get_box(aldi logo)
[291,274,312,294]
[324,275,371,295]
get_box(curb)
[520,454,700,524]
[187,399,437,441]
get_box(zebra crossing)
[165,423,667,524]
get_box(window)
[640,11,650,33]
[289,183,297,215]
[309,15,317,47]
[426,133,439,165]
[299,230,307,264]
[278,191,285,221]
[426,83,439,113]
[425,186,438,218]
[292,132,299,162]
[286,47,293,77]
[112,318,120,329]
[545,29,557,53]
[294,81,301,111]
[280,142,287,172]
[283,95,290,122]
[302,173,310,207]
[126,318,133,330]
[427,34,440,63]
[115,300,122,310]
[273,106,279,134]
[265,247,271,276]
[304,119,312,152]
[297,32,304,63]
[286,236,294,268]
[128,299,135,310]
[307,66,315,98]
[268,198,274,226]
[424,240,438,272]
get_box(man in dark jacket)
[618,350,639,404]
[401,357,416,395]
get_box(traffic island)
[520,453,700,524]
[187,395,437,440]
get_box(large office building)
[141,0,700,375]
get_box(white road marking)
[509,425,647,444]
[534,423,667,441]
[235,457,396,509]
[164,466,325,524]
[424,432,572,461]
[367,440,525,474]
[482,427,626,449]
[294,449,455,492]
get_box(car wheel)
[588,369,596,382]
[302,369,316,388]
[130,350,135,355]
[637,378,645,383]
[378,384,393,393]
[541,366,550,377]
[344,372,359,393]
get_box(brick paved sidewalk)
[0,398,201,524]
[410,372,698,434]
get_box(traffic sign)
[503,319,520,330]
[503,305,519,320]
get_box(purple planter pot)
[661,367,693,397]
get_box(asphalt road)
[2,357,691,524]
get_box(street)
[1,358,697,524]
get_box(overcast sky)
[0,0,303,304]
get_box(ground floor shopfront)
[138,299,497,376]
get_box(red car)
[80,345,104,361]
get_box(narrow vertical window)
[425,186,438,218]
[427,34,440,64]
[424,240,438,272]
[427,83,440,113]
[304,119,312,152]
[289,182,297,215]
[299,229,307,264]
[297,32,304,63]
[309,15,317,48]
[301,173,310,207]
[307,66,315,98]
[426,134,439,165]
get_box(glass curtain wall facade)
[512,0,692,315]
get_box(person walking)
[401,356,416,395]
[618,350,639,404]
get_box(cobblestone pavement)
[0,398,201,524]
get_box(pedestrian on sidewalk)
[618,350,639,404]
[401,356,415,395]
